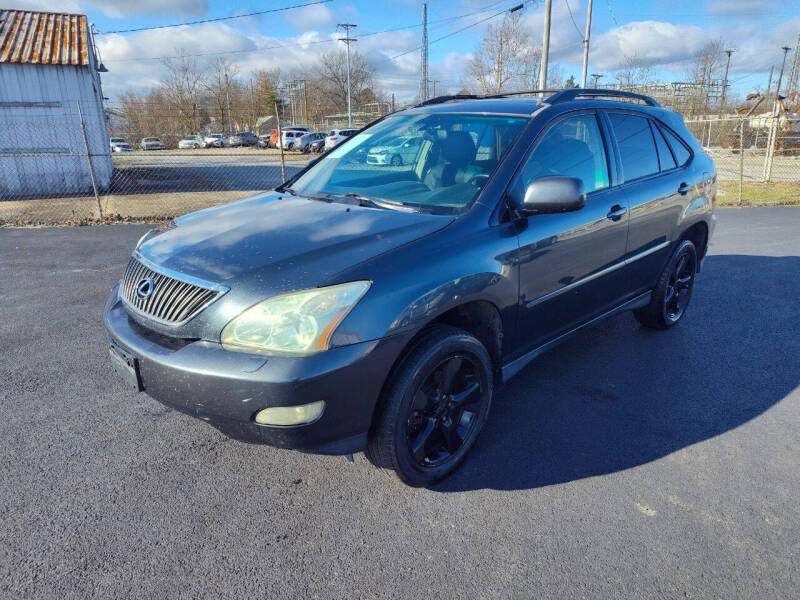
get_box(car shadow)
[433,255,800,492]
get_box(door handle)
[606,205,627,221]
[678,182,690,196]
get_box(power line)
[390,1,528,61]
[101,4,520,63]
[563,0,584,41]
[96,0,334,35]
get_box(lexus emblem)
[135,277,155,299]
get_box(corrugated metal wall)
[0,62,111,197]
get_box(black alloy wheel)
[634,239,698,329]
[390,154,403,167]
[663,247,696,322]
[406,355,483,467]
[366,325,493,486]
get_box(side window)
[652,122,677,171]
[608,113,660,181]
[519,114,610,194]
[659,125,691,166]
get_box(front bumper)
[366,154,390,165]
[103,284,410,454]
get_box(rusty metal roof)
[0,9,89,66]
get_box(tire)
[634,239,698,330]
[366,325,493,487]
[390,154,402,166]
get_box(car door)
[512,111,630,353]
[603,111,697,295]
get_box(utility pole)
[786,32,800,95]
[765,65,774,112]
[337,23,357,127]
[580,0,593,88]
[538,0,552,93]
[420,3,429,102]
[763,46,792,182]
[224,72,232,132]
[391,92,395,113]
[590,73,604,87]
[720,49,735,114]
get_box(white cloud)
[588,21,708,70]
[88,0,208,18]
[2,0,81,11]
[285,4,335,29]
[706,0,771,17]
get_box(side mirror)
[520,176,586,214]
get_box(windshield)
[288,113,527,213]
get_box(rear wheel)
[366,326,493,486]
[390,154,403,166]
[634,239,697,329]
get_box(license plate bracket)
[109,341,144,392]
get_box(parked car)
[109,137,128,151]
[203,133,228,148]
[140,137,165,150]
[280,130,305,150]
[297,132,326,153]
[366,136,423,166]
[229,132,259,147]
[324,128,358,151]
[258,134,271,148]
[178,135,205,149]
[105,89,715,486]
[112,142,132,152]
[263,127,309,148]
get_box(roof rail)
[546,88,661,107]
[417,89,562,107]
[419,94,480,106]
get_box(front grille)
[120,256,226,325]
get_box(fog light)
[254,400,325,426]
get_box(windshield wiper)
[342,193,417,212]
[281,186,334,203]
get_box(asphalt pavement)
[0,208,798,598]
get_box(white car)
[112,142,132,152]
[178,135,205,149]
[203,134,228,148]
[366,136,423,166]
[280,130,305,150]
[324,129,358,151]
[110,137,128,151]
[140,137,165,150]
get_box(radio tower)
[419,3,429,102]
[786,32,800,95]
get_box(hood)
[137,192,453,293]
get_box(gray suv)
[105,89,716,486]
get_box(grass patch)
[717,181,800,206]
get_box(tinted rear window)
[659,125,691,166]
[608,113,659,181]
[653,125,677,170]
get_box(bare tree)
[468,15,540,94]
[685,38,726,114]
[315,49,375,113]
[204,57,240,132]
[159,50,205,134]
[615,54,652,89]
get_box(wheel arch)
[680,220,709,261]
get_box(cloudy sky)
[7,0,800,101]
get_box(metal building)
[0,8,111,198]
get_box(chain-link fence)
[0,100,306,226]
[686,114,800,205]
[3,101,800,226]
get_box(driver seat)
[423,131,476,190]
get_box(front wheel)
[634,239,697,329]
[390,154,402,166]
[366,325,493,486]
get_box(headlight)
[220,281,370,356]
